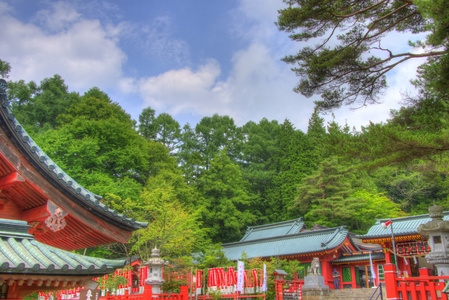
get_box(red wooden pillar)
[180,286,189,300]
[384,264,400,300]
[143,284,153,300]
[402,257,412,277]
[277,283,283,300]
[351,265,357,288]
[321,258,333,287]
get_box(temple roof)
[239,218,305,242]
[358,213,449,240]
[0,218,126,275]
[222,226,356,261]
[0,80,147,250]
[332,252,385,264]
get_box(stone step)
[328,288,383,300]
[301,288,384,300]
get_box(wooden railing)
[384,263,449,300]
[195,294,266,300]
[100,286,189,300]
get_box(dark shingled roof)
[0,218,126,275]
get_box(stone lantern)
[417,202,449,276]
[144,247,167,294]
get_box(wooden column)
[349,266,356,289]
[384,263,400,300]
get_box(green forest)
[1,0,449,264]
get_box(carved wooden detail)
[45,200,68,232]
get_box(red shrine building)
[222,214,441,290]
[222,218,385,289]
[0,79,147,298]
[358,214,440,278]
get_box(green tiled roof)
[0,219,125,275]
[222,226,350,261]
[0,80,146,231]
[240,218,305,242]
[358,213,449,240]
[332,252,385,263]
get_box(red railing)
[99,285,189,300]
[98,286,265,300]
[384,264,449,300]
[195,294,265,300]
[275,280,303,300]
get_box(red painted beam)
[21,205,48,223]
[0,172,25,189]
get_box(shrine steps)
[302,287,385,300]
[330,287,384,300]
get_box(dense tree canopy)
[3,63,443,260]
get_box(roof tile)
[0,219,126,275]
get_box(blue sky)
[0,0,425,131]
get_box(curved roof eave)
[0,80,147,232]
[222,226,350,260]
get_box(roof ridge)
[374,212,449,224]
[246,218,303,230]
[223,225,347,246]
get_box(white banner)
[369,252,376,279]
[237,261,244,292]
[262,264,267,292]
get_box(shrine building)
[223,213,442,290]
[358,213,441,278]
[0,79,147,298]
[222,218,388,289]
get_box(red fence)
[196,294,265,300]
[384,263,449,300]
[274,280,303,300]
[99,286,189,300]
[97,286,266,300]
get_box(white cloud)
[34,2,81,32]
[138,60,232,116]
[0,1,126,92]
[137,42,316,129]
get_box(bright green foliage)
[177,123,203,183]
[194,114,243,170]
[342,190,407,233]
[107,172,207,260]
[307,107,327,159]
[195,244,232,268]
[197,149,256,243]
[0,59,11,78]
[9,75,79,131]
[295,156,358,228]
[36,91,175,186]
[138,106,158,139]
[138,108,181,153]
[153,113,181,152]
[267,120,318,221]
[277,0,445,110]
[240,119,280,222]
[372,165,447,214]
